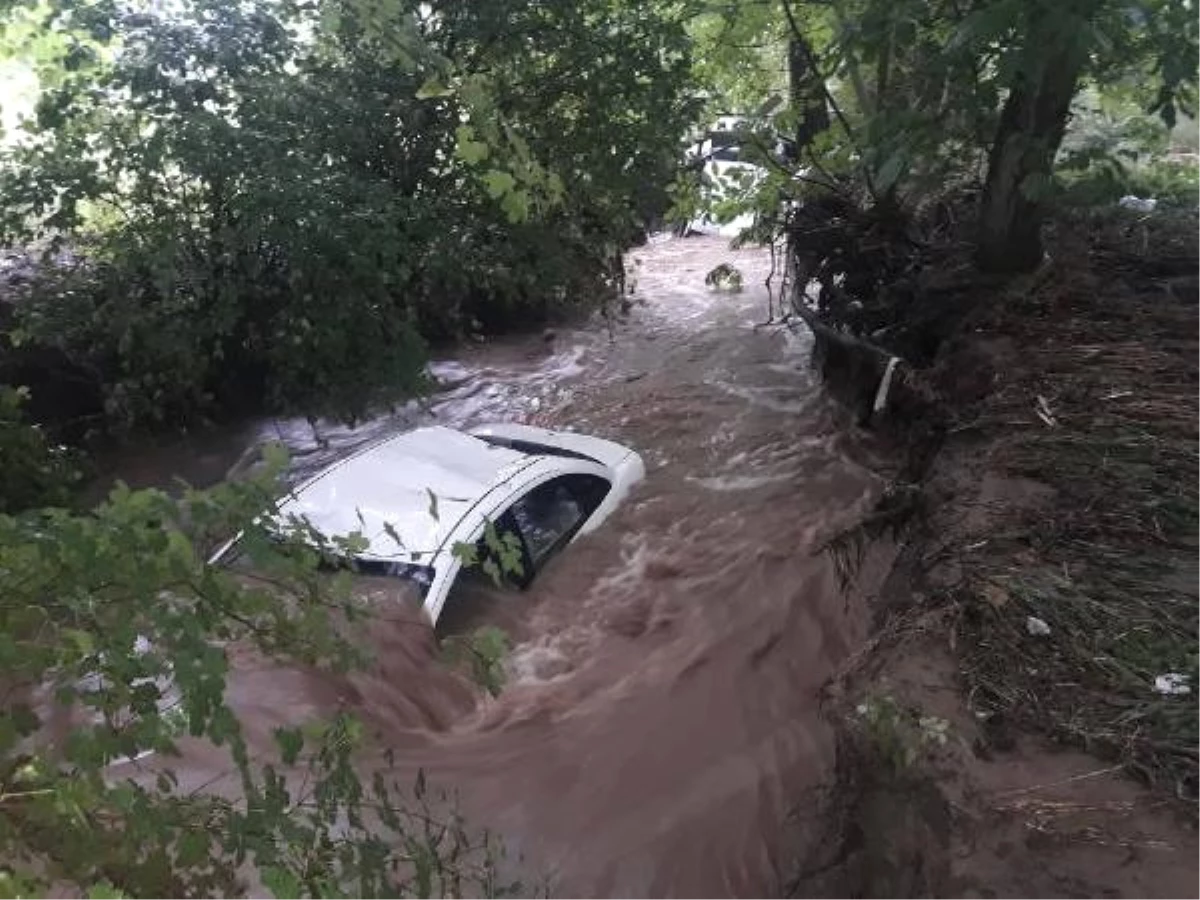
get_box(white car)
[685,130,767,238]
[210,423,645,625]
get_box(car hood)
[275,426,533,560]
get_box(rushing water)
[106,235,893,896]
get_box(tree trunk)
[788,36,830,149]
[977,18,1087,273]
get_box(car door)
[422,467,613,625]
[524,474,610,562]
[479,473,612,585]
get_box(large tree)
[692,0,1197,273]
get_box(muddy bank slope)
[797,209,1199,898]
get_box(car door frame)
[420,457,614,624]
[504,471,613,575]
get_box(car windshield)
[711,144,742,162]
[474,433,599,463]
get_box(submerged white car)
[685,134,767,238]
[210,423,645,624]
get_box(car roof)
[275,425,536,560]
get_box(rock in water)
[705,262,743,292]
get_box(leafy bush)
[0,0,694,431]
[1056,93,1199,207]
[1125,158,1200,205]
[0,383,83,512]
[1056,156,1199,207]
[0,455,525,896]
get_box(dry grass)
[950,208,1198,798]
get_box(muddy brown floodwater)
[104,236,898,896]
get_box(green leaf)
[450,540,478,567]
[875,152,907,193]
[415,76,454,100]
[453,123,492,165]
[63,628,95,657]
[482,169,516,199]
[482,557,501,585]
[382,520,405,549]
[500,188,530,223]
[413,846,433,897]
[177,830,209,868]
[425,487,439,521]
[261,866,301,899]
[261,442,290,474]
[414,767,426,799]
[482,519,501,554]
[949,0,1019,51]
[457,139,490,165]
[274,726,303,766]
[86,881,126,899]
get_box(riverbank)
[800,207,1199,897]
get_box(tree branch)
[779,0,878,199]
[779,0,856,143]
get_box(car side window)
[507,475,610,571]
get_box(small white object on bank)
[873,356,901,413]
[1118,195,1157,213]
[1154,673,1190,696]
[1025,615,1051,637]
[1034,394,1057,428]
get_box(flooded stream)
[105,236,894,896]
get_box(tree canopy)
[681,0,1196,269]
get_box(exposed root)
[819,484,924,593]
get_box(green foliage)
[442,626,511,698]
[682,0,1197,263]
[0,451,521,896]
[1057,94,1199,205]
[0,0,695,432]
[1124,158,1200,205]
[0,383,82,512]
[1061,89,1173,165]
[852,695,952,774]
[687,3,787,118]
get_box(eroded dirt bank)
[798,210,1199,898]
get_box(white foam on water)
[506,640,575,686]
[686,472,794,492]
[703,377,809,414]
